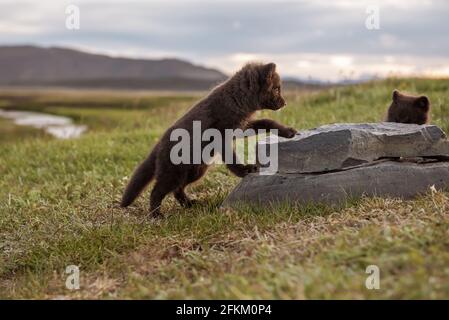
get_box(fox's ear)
[415,96,430,111]
[392,90,400,102]
[261,63,276,82]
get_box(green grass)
[0,78,449,299]
[0,118,50,143]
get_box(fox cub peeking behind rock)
[386,90,430,125]
[121,62,296,217]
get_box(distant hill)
[0,45,227,90]
[282,79,327,91]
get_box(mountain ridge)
[0,45,227,90]
[0,45,321,90]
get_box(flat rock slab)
[222,161,449,208]
[260,123,449,173]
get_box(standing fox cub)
[121,62,296,217]
[386,90,431,125]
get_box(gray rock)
[224,123,449,208]
[222,161,449,208]
[259,123,449,174]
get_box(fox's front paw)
[229,164,259,177]
[236,165,258,177]
[243,164,258,176]
[279,127,297,138]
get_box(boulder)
[224,123,449,208]
[259,123,449,173]
[222,161,449,208]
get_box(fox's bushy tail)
[120,145,158,207]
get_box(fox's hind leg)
[174,165,208,208]
[150,171,186,218]
[174,188,195,208]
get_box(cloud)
[204,52,449,81]
[1,0,448,80]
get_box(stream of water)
[0,109,87,139]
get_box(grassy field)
[0,78,448,299]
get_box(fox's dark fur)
[386,90,430,125]
[121,62,296,217]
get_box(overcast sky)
[1,0,449,81]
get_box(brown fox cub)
[386,90,430,125]
[121,62,296,217]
